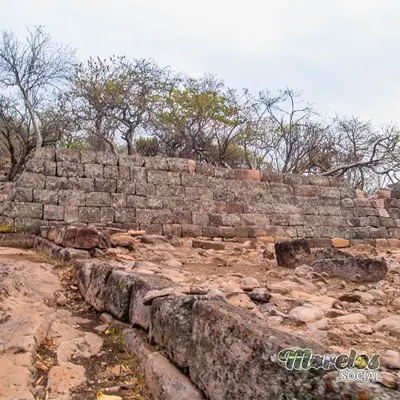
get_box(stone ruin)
[1,148,400,399]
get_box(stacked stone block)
[0,148,399,240]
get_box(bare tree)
[63,58,119,153]
[0,26,74,149]
[240,89,333,173]
[321,116,400,190]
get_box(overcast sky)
[2,0,400,124]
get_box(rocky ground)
[0,247,150,400]
[2,231,400,398]
[92,232,400,389]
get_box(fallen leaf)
[96,392,122,400]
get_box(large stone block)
[126,195,146,208]
[100,207,115,223]
[85,192,111,207]
[78,207,101,223]
[130,167,147,182]
[35,147,56,161]
[111,193,127,208]
[18,172,46,189]
[43,205,64,221]
[192,212,209,226]
[56,149,81,163]
[275,238,311,268]
[115,208,136,223]
[46,176,68,190]
[311,257,387,282]
[181,173,208,187]
[167,158,191,172]
[11,187,33,203]
[148,170,181,185]
[119,165,131,180]
[84,262,114,311]
[144,156,169,170]
[58,190,85,206]
[188,301,328,400]
[104,165,120,179]
[57,162,84,177]
[181,224,202,237]
[156,184,185,197]
[81,150,96,164]
[235,169,260,181]
[25,158,46,174]
[117,180,135,194]
[33,189,58,204]
[14,218,46,233]
[269,183,294,195]
[151,296,196,368]
[135,182,156,196]
[2,202,43,219]
[96,152,118,165]
[68,177,95,192]
[65,206,79,223]
[104,270,139,321]
[83,163,104,179]
[130,274,174,329]
[119,154,145,167]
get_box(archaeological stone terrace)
[0,147,400,243]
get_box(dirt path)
[0,247,149,400]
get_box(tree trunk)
[22,91,43,149]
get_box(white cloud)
[1,0,400,123]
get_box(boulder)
[374,315,400,338]
[110,233,136,248]
[313,247,351,260]
[288,306,324,323]
[311,257,387,282]
[274,238,311,268]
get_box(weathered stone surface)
[83,262,114,311]
[83,163,103,178]
[104,270,139,321]
[145,352,204,400]
[311,257,387,282]
[110,233,136,248]
[43,205,64,221]
[275,238,311,268]
[56,149,81,163]
[33,189,58,205]
[17,172,46,189]
[78,207,101,223]
[43,226,110,249]
[189,301,327,400]
[151,296,195,368]
[129,274,174,329]
[192,239,225,250]
[57,162,84,177]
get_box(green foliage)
[135,136,160,156]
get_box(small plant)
[0,224,15,233]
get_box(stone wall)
[0,148,399,241]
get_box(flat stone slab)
[311,257,388,282]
